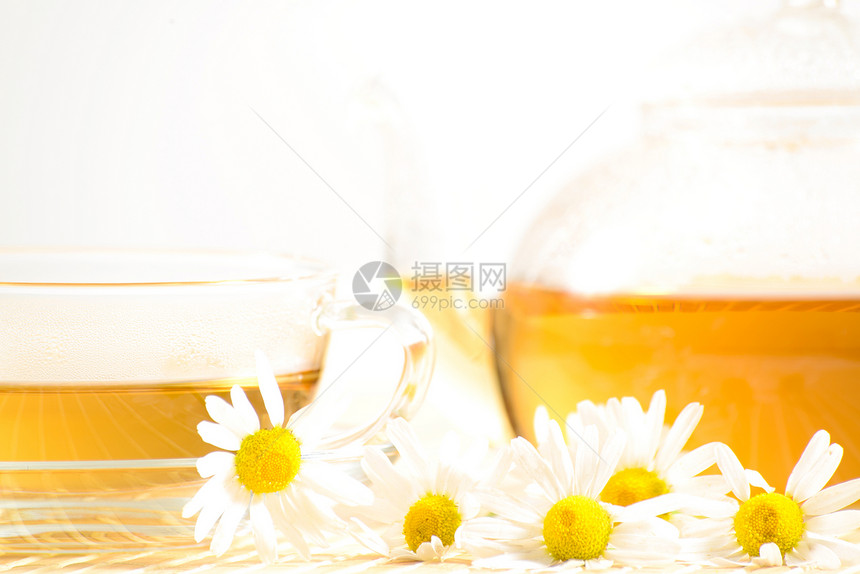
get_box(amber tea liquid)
[494,282,860,487]
[0,371,317,493]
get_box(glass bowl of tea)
[0,249,433,551]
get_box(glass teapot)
[495,0,860,487]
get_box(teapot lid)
[644,0,860,107]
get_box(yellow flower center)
[601,467,669,507]
[234,427,301,494]
[734,492,804,557]
[543,495,612,562]
[402,493,462,552]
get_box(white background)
[0,0,796,276]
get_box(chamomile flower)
[460,419,682,569]
[558,390,731,513]
[347,418,492,561]
[182,351,372,563]
[696,431,860,569]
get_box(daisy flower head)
[348,417,492,561]
[461,417,682,569]
[557,390,732,512]
[182,350,372,563]
[704,430,860,569]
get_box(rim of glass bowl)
[0,247,338,288]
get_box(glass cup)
[0,249,434,552]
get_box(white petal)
[413,536,447,561]
[617,495,682,522]
[574,399,608,435]
[610,533,679,555]
[543,419,574,492]
[348,517,390,556]
[565,412,585,441]
[590,430,625,497]
[510,437,564,502]
[643,390,666,468]
[805,532,860,566]
[434,442,462,498]
[285,394,350,450]
[282,488,333,546]
[602,548,676,566]
[786,540,813,567]
[347,517,390,556]
[801,478,860,515]
[714,443,749,501]
[744,469,774,493]
[431,535,445,555]
[473,551,553,570]
[481,446,513,490]
[205,395,253,439]
[603,397,622,428]
[194,497,229,543]
[361,446,416,503]
[710,555,753,567]
[793,444,843,503]
[534,405,551,446]
[477,490,542,524]
[790,539,842,570]
[197,421,241,451]
[300,461,374,506]
[196,451,234,479]
[352,495,402,524]
[619,492,736,522]
[786,429,830,498]
[457,529,494,557]
[386,418,430,479]
[183,469,234,519]
[672,494,738,519]
[613,516,678,539]
[188,474,236,541]
[389,549,420,562]
[674,517,734,539]
[666,443,718,482]
[674,545,729,564]
[268,493,311,560]
[809,546,842,570]
[230,385,260,432]
[209,485,250,556]
[250,497,277,564]
[461,517,539,540]
[806,510,860,537]
[655,402,703,471]
[673,474,731,497]
[581,558,609,570]
[458,492,481,520]
[574,425,600,496]
[255,350,284,427]
[447,461,476,504]
[415,541,438,561]
[758,542,783,566]
[620,395,646,467]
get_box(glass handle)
[311,301,434,450]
